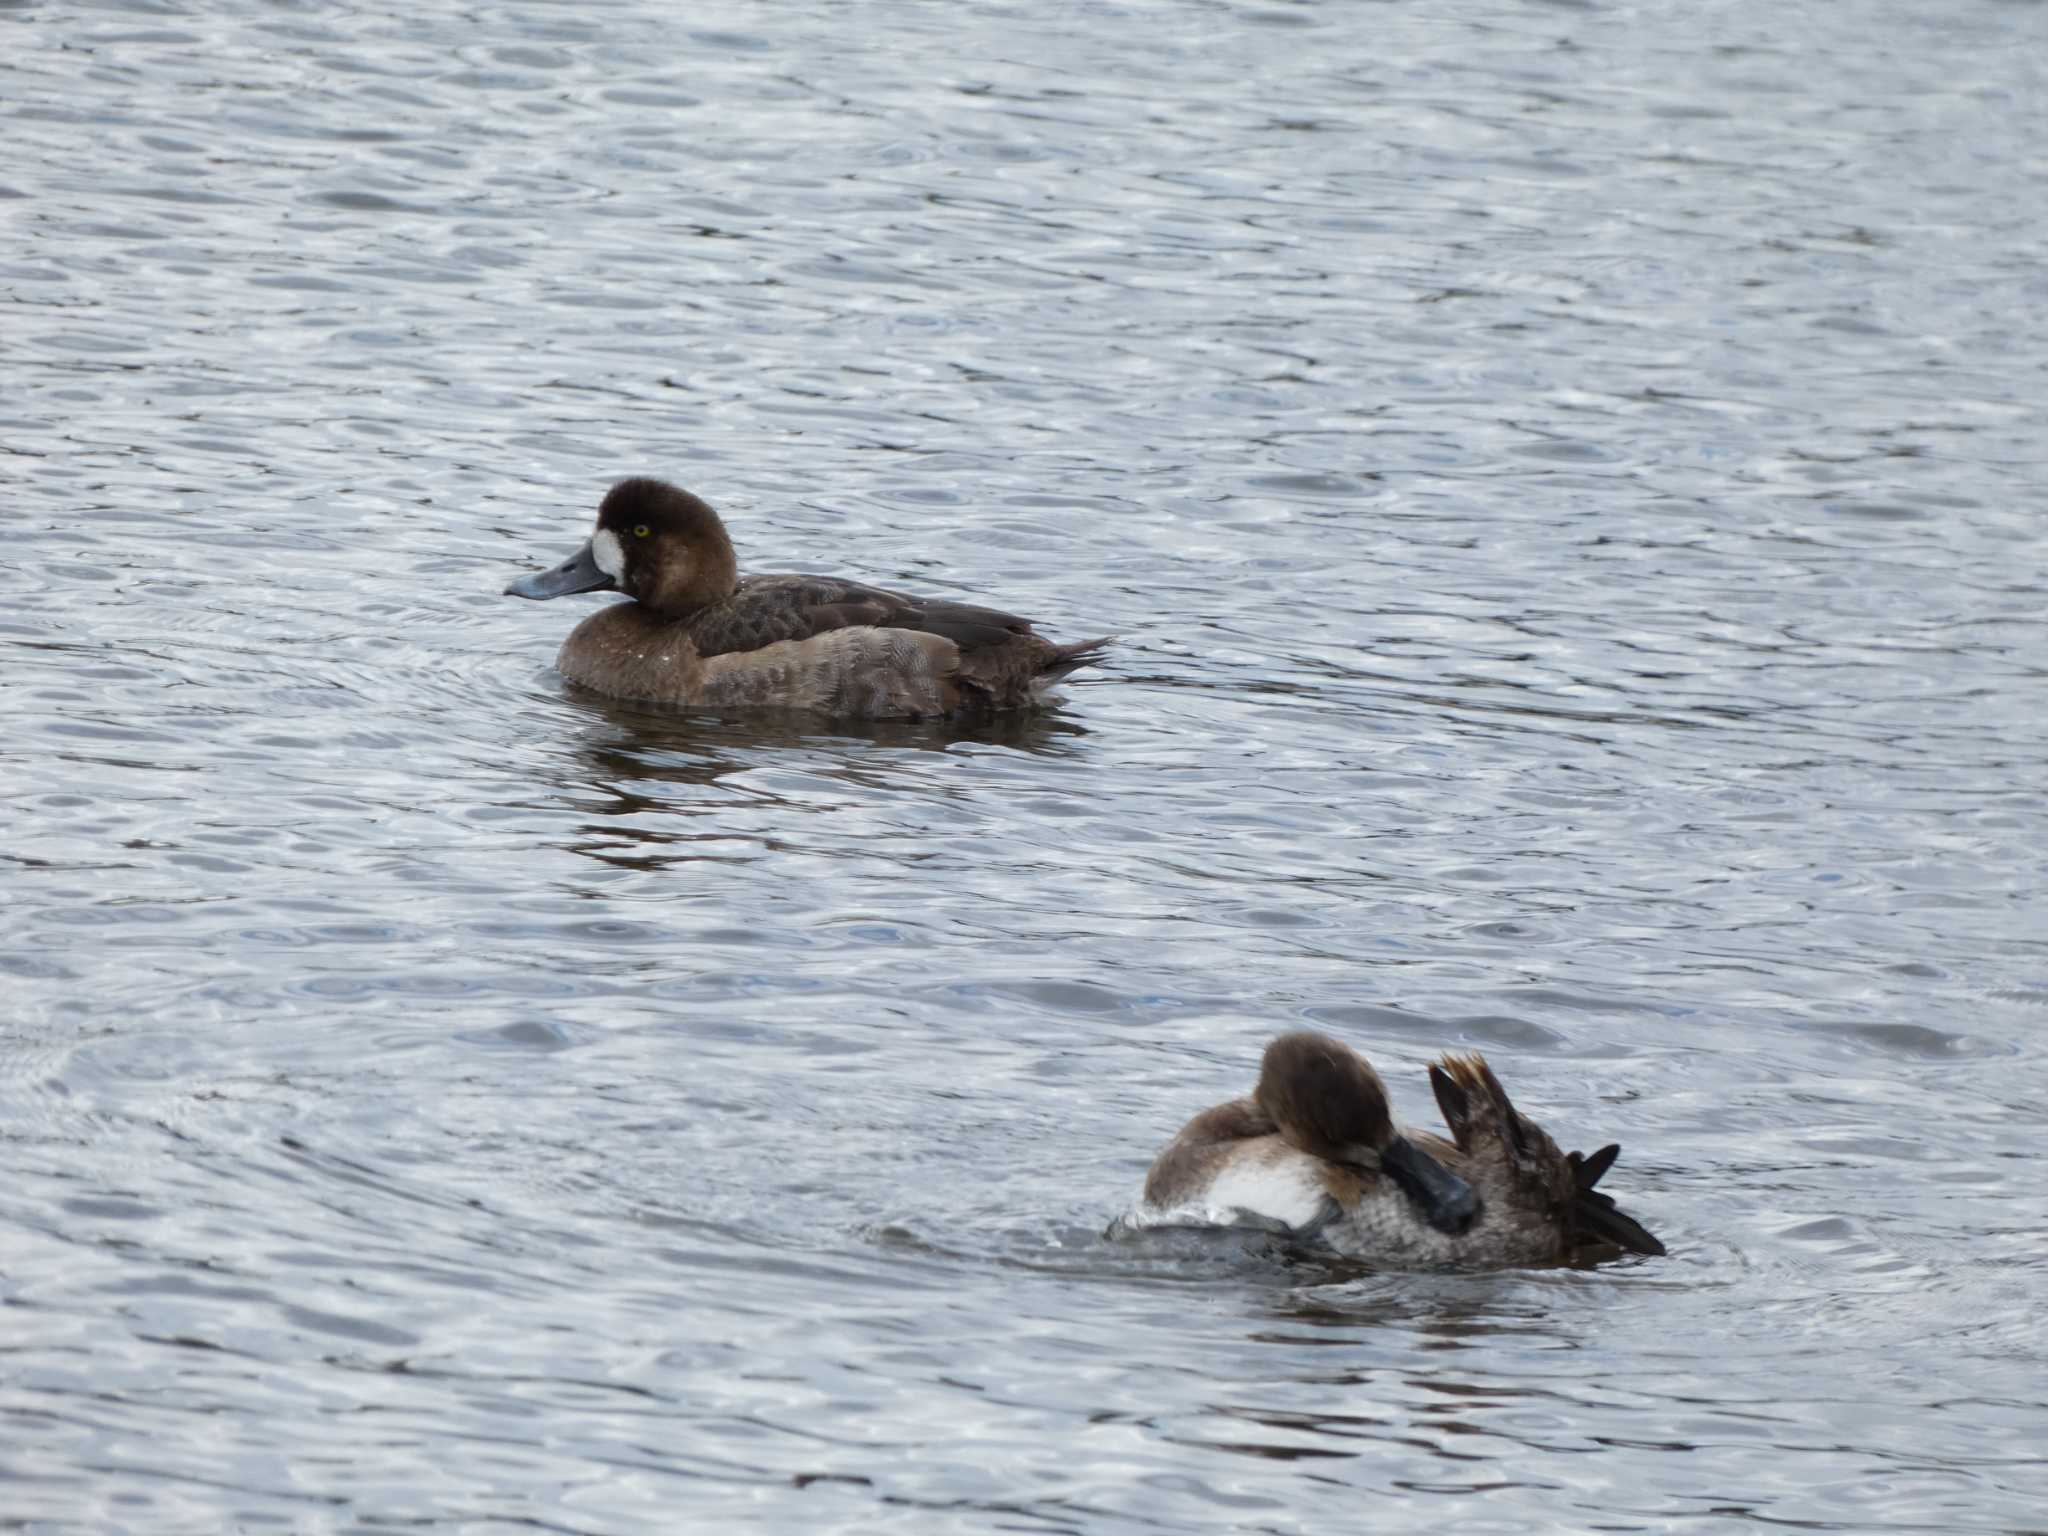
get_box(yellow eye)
[633,524,650,538]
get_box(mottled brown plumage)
[1133,1031,1664,1269]
[505,478,1110,718]
[1423,1051,1665,1261]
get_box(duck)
[1131,1031,1664,1268]
[504,478,1110,719]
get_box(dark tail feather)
[1039,635,1113,684]
[1567,1144,1665,1257]
[1572,1188,1666,1257]
[1572,1144,1622,1191]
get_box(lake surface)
[4,0,2046,1530]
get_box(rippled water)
[5,0,2046,1529]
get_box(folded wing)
[691,574,1036,657]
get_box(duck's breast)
[555,603,707,705]
[1322,1169,1571,1269]
[1317,1182,1478,1265]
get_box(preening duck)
[1134,1031,1664,1268]
[507,478,1109,719]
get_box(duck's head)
[1257,1032,1481,1236]
[1428,1053,1665,1259]
[505,478,740,619]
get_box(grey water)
[4,0,2046,1530]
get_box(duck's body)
[1134,1032,1663,1269]
[507,479,1108,719]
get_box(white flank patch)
[590,527,626,581]
[1176,1158,1328,1230]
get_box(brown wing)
[686,573,1036,658]
[1142,1096,1278,1207]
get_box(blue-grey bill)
[1381,1135,1481,1235]
[505,541,614,600]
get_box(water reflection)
[558,686,1097,767]
[514,692,1098,869]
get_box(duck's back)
[689,573,1035,657]
[689,572,1106,712]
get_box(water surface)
[4,1,2046,1530]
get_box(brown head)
[505,478,741,620]
[1257,1032,1480,1235]
[1428,1053,1665,1259]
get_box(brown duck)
[1133,1031,1664,1269]
[506,479,1110,718]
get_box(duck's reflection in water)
[530,690,1094,873]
